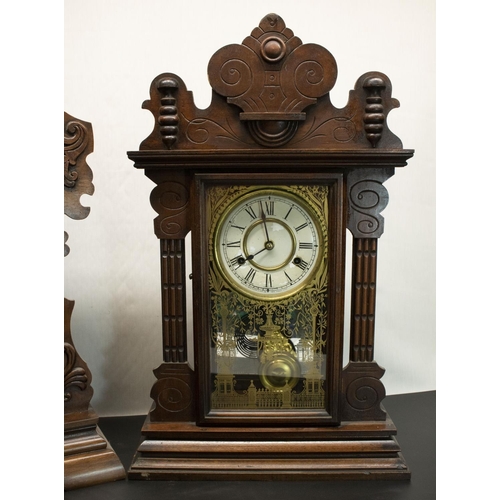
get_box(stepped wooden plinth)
[64,407,126,490]
[128,406,410,481]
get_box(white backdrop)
[64,0,435,417]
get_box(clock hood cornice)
[129,13,413,160]
[128,149,414,171]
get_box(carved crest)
[137,13,406,152]
[208,14,337,146]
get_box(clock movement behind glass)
[127,13,414,479]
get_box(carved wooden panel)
[346,168,392,239]
[341,361,386,421]
[64,113,94,219]
[64,298,93,412]
[150,178,190,239]
[64,112,95,256]
[64,112,125,488]
[207,14,337,147]
[150,363,196,422]
[64,111,95,411]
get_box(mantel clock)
[127,13,414,480]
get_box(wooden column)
[350,238,378,362]
[146,174,195,421]
[161,238,187,363]
[341,168,392,421]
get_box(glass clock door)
[193,174,345,424]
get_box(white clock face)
[214,188,324,299]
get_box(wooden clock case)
[127,13,414,480]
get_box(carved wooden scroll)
[64,112,95,256]
[64,112,125,489]
[64,112,95,412]
[64,298,93,410]
[64,112,94,219]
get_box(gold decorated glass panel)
[207,185,329,411]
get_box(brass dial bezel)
[213,187,325,301]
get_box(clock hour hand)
[239,246,267,264]
[236,245,271,267]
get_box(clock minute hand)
[259,201,271,242]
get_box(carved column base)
[64,407,125,490]
[341,361,386,421]
[150,363,196,422]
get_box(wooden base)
[128,406,410,481]
[65,407,126,490]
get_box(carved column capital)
[150,178,190,239]
[346,167,393,239]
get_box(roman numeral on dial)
[295,222,308,232]
[244,268,256,283]
[295,259,309,271]
[244,205,257,219]
[230,256,242,267]
[265,273,273,288]
[299,242,313,249]
[265,200,274,215]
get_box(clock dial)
[215,189,323,299]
